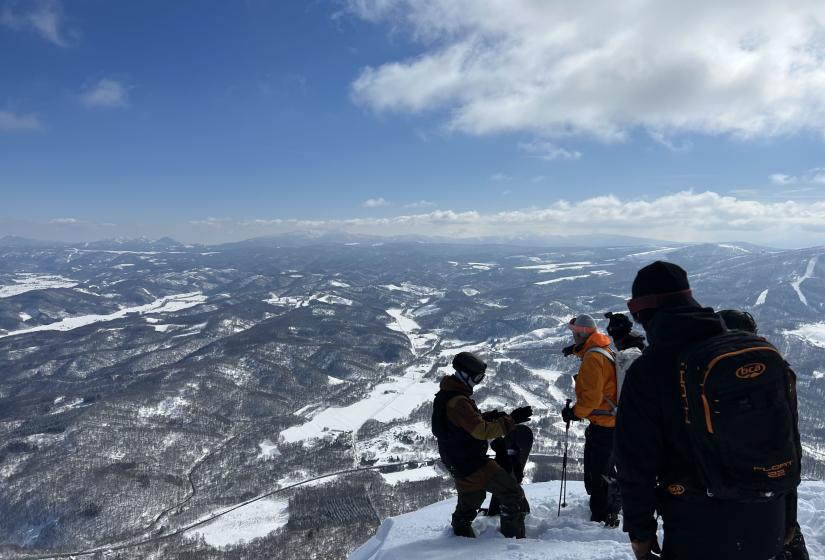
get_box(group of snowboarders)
[431,260,809,559]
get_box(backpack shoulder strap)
[586,346,615,363]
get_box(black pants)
[584,424,614,522]
[659,494,785,559]
[453,467,530,538]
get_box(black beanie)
[631,261,691,298]
[605,312,633,338]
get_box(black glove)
[631,538,662,559]
[561,406,579,423]
[509,406,533,424]
[562,344,576,357]
[482,409,506,421]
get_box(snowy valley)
[1,236,824,559]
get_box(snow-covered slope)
[350,481,825,560]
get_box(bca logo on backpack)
[678,331,802,500]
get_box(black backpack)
[678,331,801,501]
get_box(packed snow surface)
[187,498,289,548]
[0,274,77,298]
[350,481,825,560]
[0,292,207,338]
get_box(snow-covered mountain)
[1,238,824,559]
[349,481,825,560]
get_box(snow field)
[784,322,825,349]
[350,481,825,560]
[279,359,439,445]
[0,273,77,298]
[187,498,289,547]
[257,440,281,460]
[380,466,440,486]
[535,275,591,286]
[516,262,593,273]
[790,255,819,306]
[385,308,438,354]
[0,291,207,338]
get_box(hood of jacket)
[574,331,613,358]
[645,305,725,349]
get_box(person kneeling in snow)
[431,351,533,539]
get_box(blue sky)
[2,0,825,246]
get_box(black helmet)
[453,351,487,375]
[452,352,487,384]
[604,311,633,339]
[718,309,758,334]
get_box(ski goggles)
[457,369,485,385]
[627,288,694,315]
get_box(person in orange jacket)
[561,313,619,526]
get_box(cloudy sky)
[2,0,825,247]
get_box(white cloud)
[810,169,825,184]
[1,0,73,47]
[489,172,512,182]
[405,200,436,208]
[771,173,798,185]
[0,110,42,132]
[362,197,390,207]
[771,168,825,185]
[81,79,129,108]
[184,191,825,246]
[350,1,825,140]
[649,131,694,152]
[518,140,581,161]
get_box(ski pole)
[558,398,572,517]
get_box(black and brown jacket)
[431,375,515,478]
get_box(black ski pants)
[452,466,530,538]
[583,423,613,522]
[659,494,786,559]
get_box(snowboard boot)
[604,512,620,528]
[452,524,476,538]
[499,506,526,539]
[782,523,810,560]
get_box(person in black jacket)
[614,262,789,560]
[431,351,533,538]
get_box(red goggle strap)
[568,323,596,334]
[627,288,693,314]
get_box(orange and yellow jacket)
[572,332,618,428]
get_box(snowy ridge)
[350,481,825,560]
